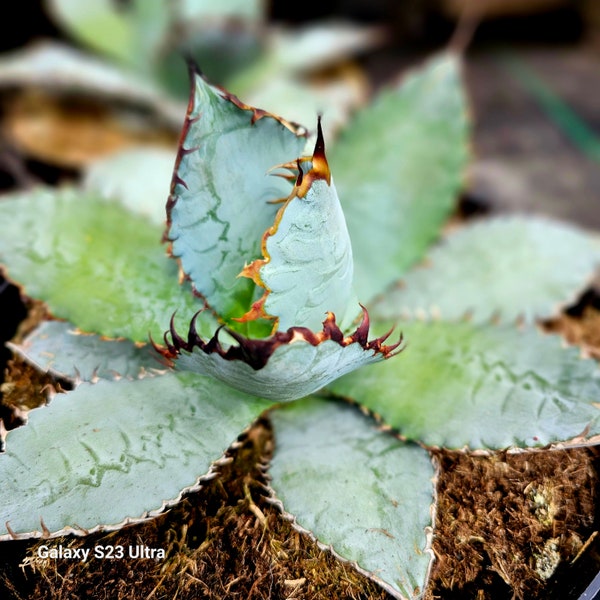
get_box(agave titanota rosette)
[2,49,599,599]
[157,65,401,400]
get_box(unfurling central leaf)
[238,118,358,332]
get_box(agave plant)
[1,52,600,599]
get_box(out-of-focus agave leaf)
[269,397,435,600]
[229,22,384,96]
[329,321,600,450]
[45,0,134,65]
[238,67,368,149]
[0,372,271,539]
[45,0,169,74]
[330,53,469,302]
[268,22,387,73]
[0,188,213,342]
[83,146,176,226]
[372,216,600,324]
[9,321,164,383]
[226,23,378,144]
[166,69,306,323]
[160,27,263,97]
[161,310,400,401]
[179,0,264,21]
[48,0,265,96]
[0,42,183,126]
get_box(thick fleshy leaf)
[269,397,435,600]
[328,321,600,450]
[330,52,469,301]
[260,175,356,330]
[160,27,262,98]
[0,188,211,342]
[159,309,401,402]
[9,320,164,383]
[83,146,176,226]
[229,21,383,96]
[372,216,600,324]
[239,122,358,331]
[0,372,271,539]
[165,68,306,323]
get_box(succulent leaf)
[238,119,359,331]
[0,188,212,342]
[0,372,271,539]
[329,320,600,450]
[269,397,435,600]
[331,52,469,301]
[9,320,165,383]
[372,215,600,324]
[165,66,306,324]
[158,308,401,401]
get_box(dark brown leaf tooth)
[172,175,188,189]
[313,116,326,162]
[203,325,225,354]
[187,311,207,349]
[368,330,404,357]
[155,307,403,371]
[149,333,172,363]
[222,330,291,370]
[169,313,187,349]
[295,158,304,187]
[162,331,175,355]
[350,305,370,346]
[322,312,344,343]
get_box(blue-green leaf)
[238,121,358,332]
[9,320,164,383]
[372,216,600,324]
[46,0,169,73]
[83,146,176,226]
[329,320,600,450]
[166,67,306,324]
[269,397,435,599]
[0,188,210,342]
[0,372,271,539]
